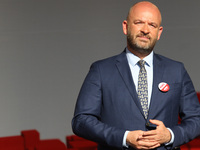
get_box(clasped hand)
[126,119,171,150]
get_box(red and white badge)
[158,82,170,92]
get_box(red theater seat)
[180,92,200,150]
[180,138,200,150]
[21,129,40,150]
[21,129,67,150]
[36,139,68,150]
[196,92,200,102]
[0,135,25,150]
[66,135,97,150]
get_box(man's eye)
[135,21,142,24]
[150,24,157,28]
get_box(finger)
[146,143,160,149]
[140,135,158,141]
[139,135,158,142]
[139,144,160,150]
[138,140,160,149]
[149,119,163,126]
[142,130,157,136]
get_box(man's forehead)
[128,5,162,25]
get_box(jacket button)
[146,123,150,126]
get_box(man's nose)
[141,24,150,34]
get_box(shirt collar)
[125,47,153,67]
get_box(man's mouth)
[137,34,151,42]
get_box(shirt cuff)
[123,131,130,148]
[165,128,174,145]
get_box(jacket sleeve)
[171,64,200,148]
[71,62,125,148]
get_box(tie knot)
[138,60,145,68]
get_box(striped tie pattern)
[138,60,148,119]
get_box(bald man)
[72,1,200,150]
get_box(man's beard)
[127,32,157,55]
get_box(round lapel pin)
[158,82,170,92]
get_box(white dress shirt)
[126,48,153,107]
[122,48,174,147]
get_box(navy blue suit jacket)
[72,50,200,150]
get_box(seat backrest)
[36,139,67,150]
[21,129,40,149]
[0,135,25,150]
[66,135,97,150]
[196,92,200,103]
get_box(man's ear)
[157,26,163,40]
[122,20,128,35]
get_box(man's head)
[122,1,163,58]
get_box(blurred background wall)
[0,0,199,142]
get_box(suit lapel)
[115,51,144,117]
[148,53,165,119]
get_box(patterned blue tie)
[138,60,148,119]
